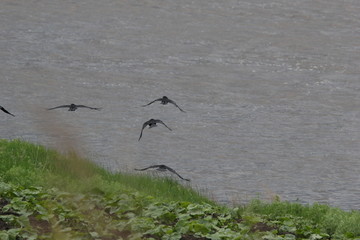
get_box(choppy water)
[1,0,360,210]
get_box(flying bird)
[0,106,15,117]
[47,104,101,111]
[135,164,190,181]
[138,119,172,141]
[142,96,185,112]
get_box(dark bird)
[47,104,101,111]
[0,106,15,117]
[142,96,185,112]
[138,119,172,141]
[135,164,190,181]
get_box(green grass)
[1,139,360,239]
[0,139,212,204]
[244,199,360,238]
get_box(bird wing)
[138,120,150,141]
[47,105,71,110]
[168,99,186,112]
[135,164,190,181]
[134,166,151,171]
[164,165,190,181]
[76,105,101,110]
[138,129,143,141]
[0,107,15,117]
[142,98,162,107]
[154,119,172,131]
[134,165,163,171]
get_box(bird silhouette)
[135,164,190,181]
[0,106,15,117]
[47,104,101,111]
[138,119,172,141]
[142,96,185,112]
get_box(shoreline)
[0,139,359,239]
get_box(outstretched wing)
[154,119,172,131]
[47,105,71,110]
[138,120,150,141]
[138,128,144,141]
[164,165,190,181]
[0,106,15,117]
[134,165,163,171]
[168,99,186,112]
[142,98,162,107]
[76,105,101,110]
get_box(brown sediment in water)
[31,105,95,178]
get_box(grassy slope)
[0,139,359,239]
[0,139,212,204]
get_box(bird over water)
[135,164,190,181]
[0,106,15,117]
[142,96,185,112]
[47,104,101,111]
[138,118,172,141]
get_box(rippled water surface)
[1,0,360,210]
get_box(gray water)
[1,0,360,210]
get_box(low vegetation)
[0,139,211,204]
[0,139,359,239]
